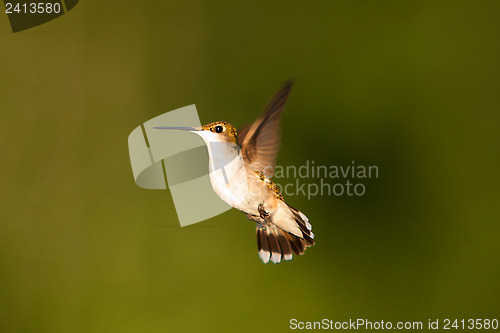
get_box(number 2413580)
[5,2,62,14]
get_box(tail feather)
[288,205,315,244]
[256,206,315,263]
[267,227,282,263]
[256,224,294,263]
[257,227,271,263]
[285,232,305,255]
[276,231,293,261]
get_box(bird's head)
[200,121,238,144]
[154,121,238,145]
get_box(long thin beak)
[153,126,202,131]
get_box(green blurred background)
[1,1,499,332]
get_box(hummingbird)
[155,81,314,263]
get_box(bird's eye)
[214,125,223,133]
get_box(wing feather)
[238,81,293,177]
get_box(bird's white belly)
[208,155,251,210]
[205,142,252,210]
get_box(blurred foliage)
[0,1,499,332]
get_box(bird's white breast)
[206,142,251,210]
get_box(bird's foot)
[258,204,271,222]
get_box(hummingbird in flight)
[155,81,314,263]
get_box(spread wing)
[238,81,293,177]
